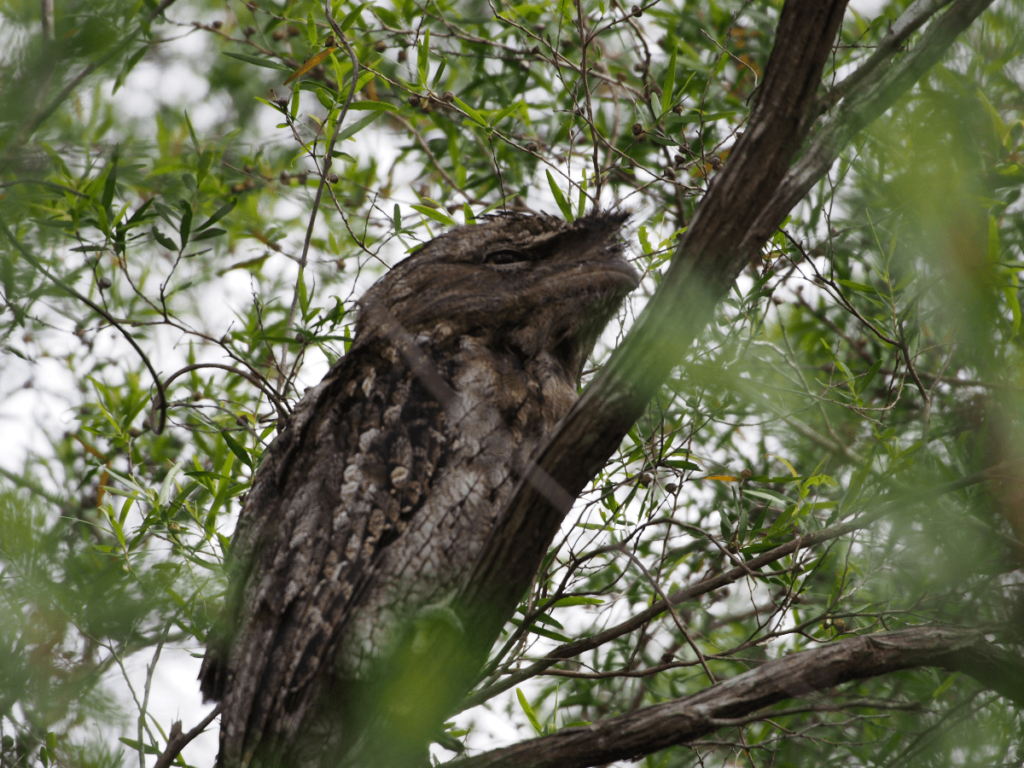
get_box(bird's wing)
[200,341,450,766]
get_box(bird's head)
[357,211,639,379]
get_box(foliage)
[1,0,1023,766]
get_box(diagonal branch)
[462,460,1019,709]
[458,0,996,682]
[454,627,1024,768]
[459,0,851,660]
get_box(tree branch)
[457,0,996,684]
[455,627,1023,768]
[459,0,850,667]
[739,0,995,258]
[152,705,222,768]
[461,460,1018,709]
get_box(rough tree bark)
[455,627,1024,768]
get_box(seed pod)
[525,142,538,153]
[325,35,335,48]
[212,19,223,30]
[631,5,642,16]
[97,277,112,289]
[408,94,421,107]
[374,40,387,52]
[441,91,455,103]
[631,122,643,136]
[328,173,339,184]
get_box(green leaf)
[638,225,653,255]
[220,430,253,469]
[553,596,604,607]
[932,672,960,698]
[835,278,876,295]
[196,199,236,231]
[101,147,119,213]
[418,29,430,87]
[411,204,456,226]
[509,617,571,642]
[661,44,677,115]
[545,170,574,221]
[339,3,368,33]
[305,11,316,45]
[1004,270,1021,338]
[113,46,147,94]
[178,201,193,248]
[516,689,544,734]
[371,6,399,27]
[107,509,126,548]
[743,489,793,510]
[117,738,160,756]
[183,110,200,155]
[222,52,291,71]
[430,58,447,90]
[336,110,385,143]
[151,227,178,251]
[857,359,883,394]
[192,227,226,242]
[348,101,399,112]
[452,96,487,128]
[297,267,310,318]
[158,462,184,507]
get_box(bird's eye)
[484,249,527,266]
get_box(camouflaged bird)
[199,211,638,767]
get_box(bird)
[199,210,638,768]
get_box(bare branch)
[456,627,1023,768]
[152,705,222,768]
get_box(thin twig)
[0,213,170,433]
[277,9,360,394]
[152,705,223,768]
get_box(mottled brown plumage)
[199,211,636,767]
